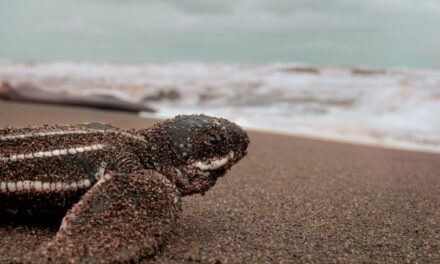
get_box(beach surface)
[0,102,439,263]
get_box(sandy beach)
[0,101,439,263]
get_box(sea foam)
[1,61,439,153]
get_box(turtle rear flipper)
[23,170,181,263]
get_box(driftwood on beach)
[0,82,155,113]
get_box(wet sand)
[0,101,439,263]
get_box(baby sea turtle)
[0,115,249,263]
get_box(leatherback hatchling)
[0,114,249,263]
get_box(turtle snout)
[223,121,249,163]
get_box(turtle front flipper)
[22,170,181,263]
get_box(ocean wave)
[1,61,440,153]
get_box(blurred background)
[0,0,439,152]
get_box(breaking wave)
[1,61,440,153]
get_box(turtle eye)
[209,135,219,145]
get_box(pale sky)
[0,0,439,67]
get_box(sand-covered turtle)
[0,115,249,263]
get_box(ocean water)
[1,62,440,153]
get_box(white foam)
[1,62,440,153]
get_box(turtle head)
[139,114,249,196]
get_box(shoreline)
[0,99,438,156]
[0,100,438,156]
[141,112,440,156]
[224,125,440,155]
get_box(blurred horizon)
[1,0,439,68]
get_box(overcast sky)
[0,0,439,67]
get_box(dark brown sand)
[1,101,439,263]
